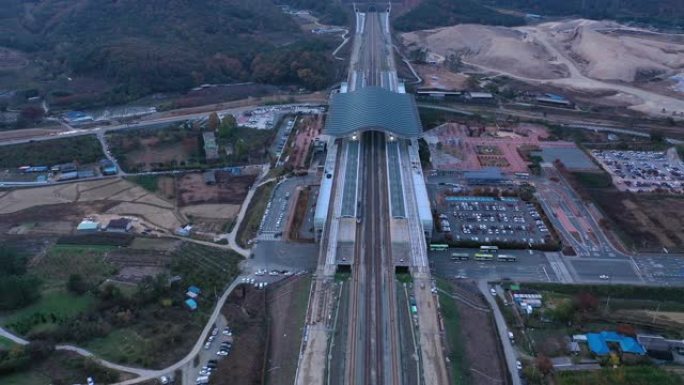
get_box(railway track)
[345,12,403,385]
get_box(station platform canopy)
[324,86,423,138]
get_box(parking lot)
[433,196,552,247]
[591,149,684,193]
[191,318,235,384]
[429,248,559,282]
[259,174,319,241]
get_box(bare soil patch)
[176,172,255,206]
[214,284,267,385]
[106,249,173,283]
[450,280,509,385]
[588,190,684,252]
[266,276,311,385]
[415,64,472,90]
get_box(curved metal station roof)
[324,86,423,138]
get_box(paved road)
[112,277,245,385]
[478,281,521,385]
[0,327,157,377]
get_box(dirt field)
[106,248,173,283]
[402,19,684,118]
[176,172,255,206]
[415,64,472,90]
[588,190,684,252]
[266,276,312,385]
[214,285,267,385]
[126,137,198,171]
[447,280,509,385]
[0,179,186,232]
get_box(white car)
[490,288,497,296]
[516,360,523,371]
[203,342,211,350]
[87,378,95,385]
[222,327,232,336]
[160,376,171,385]
[599,274,610,280]
[216,350,229,356]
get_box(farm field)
[437,279,507,385]
[107,122,276,173]
[0,238,242,369]
[0,350,126,385]
[557,366,684,385]
[266,276,312,385]
[0,135,104,169]
[212,284,267,385]
[580,186,684,252]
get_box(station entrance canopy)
[324,86,423,138]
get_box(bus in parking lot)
[429,244,449,251]
[474,253,494,261]
[480,245,499,254]
[451,252,470,261]
[497,254,517,262]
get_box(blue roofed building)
[186,285,201,299]
[185,298,198,311]
[587,331,646,356]
[63,111,94,125]
[464,167,505,185]
[100,159,118,175]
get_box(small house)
[202,171,216,185]
[77,220,100,233]
[106,218,132,233]
[176,225,192,237]
[186,286,201,299]
[638,334,684,363]
[185,298,198,311]
[203,131,219,160]
[100,159,118,175]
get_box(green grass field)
[436,279,469,385]
[557,366,684,385]
[126,175,160,193]
[32,245,117,289]
[0,370,50,385]
[83,328,148,366]
[2,290,95,336]
[0,335,17,349]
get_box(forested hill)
[483,0,684,27]
[0,0,338,105]
[394,0,525,31]
[395,0,684,32]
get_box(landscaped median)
[236,180,276,248]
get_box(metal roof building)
[324,87,423,138]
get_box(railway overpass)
[298,7,448,385]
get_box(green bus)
[429,244,449,251]
[451,253,470,261]
[497,254,517,262]
[474,253,494,261]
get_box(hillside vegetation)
[0,0,338,108]
[395,0,683,32]
[484,0,684,27]
[394,0,525,31]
